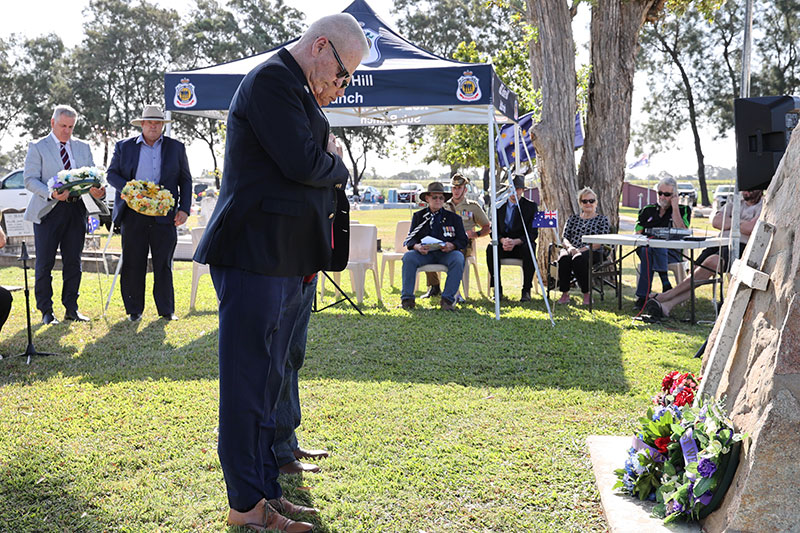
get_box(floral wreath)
[614,371,746,523]
[47,166,105,197]
[121,180,175,217]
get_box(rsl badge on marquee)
[174,78,197,108]
[456,71,481,102]
[360,23,382,65]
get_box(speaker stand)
[9,242,59,364]
[312,271,364,315]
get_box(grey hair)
[301,13,370,60]
[52,105,78,122]
[577,186,596,201]
[657,176,677,192]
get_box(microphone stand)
[10,241,59,364]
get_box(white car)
[713,184,735,206]
[397,183,424,203]
[677,182,697,206]
[0,169,33,211]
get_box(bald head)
[299,14,369,59]
[290,14,370,107]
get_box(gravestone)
[1,208,34,257]
[700,125,800,532]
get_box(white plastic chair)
[497,258,539,294]
[380,220,411,287]
[414,263,450,293]
[329,224,382,305]
[461,243,483,298]
[190,226,211,310]
[668,261,689,284]
[198,196,218,226]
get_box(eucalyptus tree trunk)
[526,0,579,271]
[578,0,664,231]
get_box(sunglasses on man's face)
[580,198,596,204]
[657,191,673,197]
[428,195,445,201]
[328,40,351,89]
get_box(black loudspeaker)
[734,95,800,191]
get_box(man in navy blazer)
[194,14,368,532]
[106,105,192,322]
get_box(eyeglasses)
[428,194,445,201]
[328,40,351,89]
[657,191,673,197]
[580,198,596,204]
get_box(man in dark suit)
[486,174,539,302]
[23,104,105,324]
[106,105,192,322]
[400,182,468,311]
[194,14,368,532]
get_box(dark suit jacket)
[106,135,192,225]
[194,48,350,276]
[404,207,468,252]
[496,197,539,242]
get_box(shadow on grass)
[0,289,634,394]
[0,446,115,532]
[304,296,630,393]
[0,313,220,387]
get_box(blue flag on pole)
[496,112,584,165]
[532,210,558,229]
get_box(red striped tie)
[60,142,71,170]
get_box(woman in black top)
[557,187,610,305]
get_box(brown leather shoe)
[269,496,318,516]
[440,298,455,311]
[401,298,415,310]
[294,447,329,460]
[279,460,320,474]
[227,499,313,532]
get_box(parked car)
[348,185,382,203]
[0,169,33,211]
[677,181,697,206]
[713,184,735,207]
[397,183,424,203]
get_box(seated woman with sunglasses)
[556,187,610,305]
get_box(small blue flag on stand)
[87,216,100,234]
[532,210,558,228]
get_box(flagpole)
[488,105,501,320]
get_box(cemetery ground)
[0,208,719,532]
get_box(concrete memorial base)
[587,435,700,533]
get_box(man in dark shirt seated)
[633,177,691,310]
[401,182,468,311]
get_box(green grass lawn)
[0,216,721,532]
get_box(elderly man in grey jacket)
[23,104,104,324]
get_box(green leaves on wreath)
[635,471,660,501]
[693,476,716,498]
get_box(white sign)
[4,212,34,237]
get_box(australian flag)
[532,210,558,229]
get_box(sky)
[1,0,736,180]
